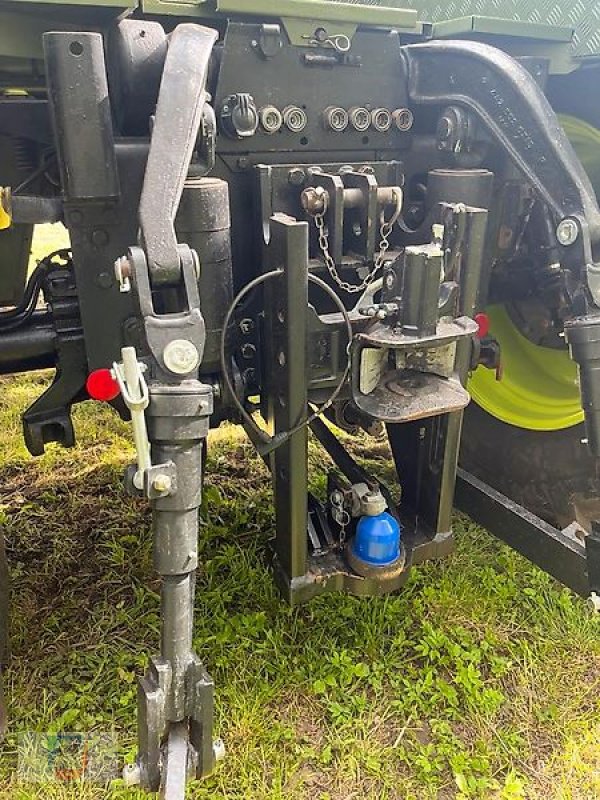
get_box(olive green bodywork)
[0,0,591,74]
[2,0,598,54]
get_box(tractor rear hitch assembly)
[4,9,600,798]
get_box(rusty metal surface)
[354,369,470,423]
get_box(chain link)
[331,495,351,545]
[312,188,402,294]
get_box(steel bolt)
[162,339,199,374]
[288,167,306,186]
[152,474,172,494]
[556,217,579,246]
[301,186,327,215]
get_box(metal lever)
[138,23,218,286]
[402,40,600,309]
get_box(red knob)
[474,312,490,339]
[86,368,120,401]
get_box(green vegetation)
[0,226,598,798]
[0,374,598,799]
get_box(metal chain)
[331,494,351,545]
[313,188,402,294]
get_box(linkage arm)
[402,40,600,309]
[138,23,218,286]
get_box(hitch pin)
[112,347,151,490]
[302,28,351,53]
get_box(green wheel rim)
[468,305,583,431]
[467,114,600,431]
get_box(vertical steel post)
[264,215,310,592]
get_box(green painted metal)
[430,15,572,43]
[141,0,215,18]
[0,0,131,8]
[427,15,576,74]
[400,0,600,58]
[0,10,71,60]
[141,0,418,27]
[142,0,417,27]
[0,1,133,60]
[217,0,417,27]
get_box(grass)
[0,226,598,798]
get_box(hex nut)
[152,474,172,493]
[361,489,387,516]
[287,167,307,186]
[301,186,328,215]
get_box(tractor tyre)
[460,404,600,529]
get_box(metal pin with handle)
[112,347,151,490]
[302,28,351,53]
